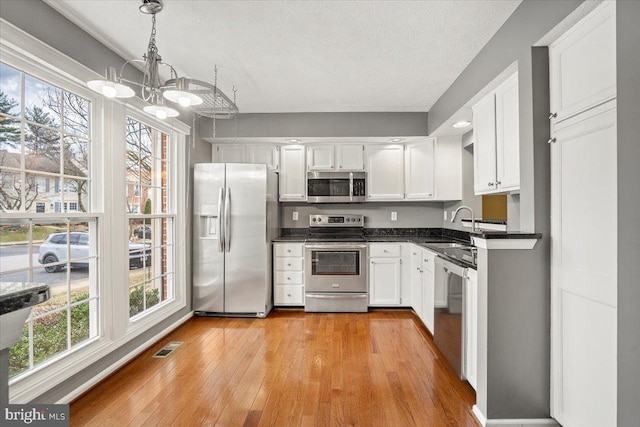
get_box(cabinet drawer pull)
[488,182,494,186]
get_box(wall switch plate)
[444,211,447,221]
[391,211,397,221]
[292,211,298,221]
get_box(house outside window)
[0,60,98,379]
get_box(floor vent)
[152,341,183,358]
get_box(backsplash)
[280,202,444,228]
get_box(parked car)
[133,226,152,239]
[38,232,151,273]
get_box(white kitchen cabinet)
[213,144,279,170]
[273,242,305,306]
[464,268,478,390]
[307,145,334,171]
[405,139,435,200]
[472,72,520,194]
[421,249,436,333]
[549,1,615,123]
[365,145,404,201]
[213,145,245,163]
[279,145,306,201]
[247,145,279,170]
[335,144,364,171]
[411,260,423,319]
[368,243,402,306]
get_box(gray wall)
[199,112,428,139]
[0,0,203,403]
[616,1,640,424]
[281,202,444,229]
[443,130,481,230]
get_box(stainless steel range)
[304,215,368,312]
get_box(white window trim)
[2,19,190,404]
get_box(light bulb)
[101,84,117,98]
[178,95,191,107]
[156,109,168,120]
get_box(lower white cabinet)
[273,243,305,305]
[421,249,436,333]
[368,243,402,306]
[410,260,423,319]
[464,268,478,390]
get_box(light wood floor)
[71,310,480,426]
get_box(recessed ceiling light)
[452,120,471,129]
[388,138,405,143]
[286,139,301,144]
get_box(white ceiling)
[48,0,521,114]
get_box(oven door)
[304,244,367,292]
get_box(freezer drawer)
[304,292,368,313]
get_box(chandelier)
[87,0,239,120]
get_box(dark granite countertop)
[470,231,542,239]
[0,282,50,315]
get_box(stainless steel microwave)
[307,172,366,203]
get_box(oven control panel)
[309,214,364,227]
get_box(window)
[0,61,99,379]
[125,117,174,318]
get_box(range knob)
[318,218,322,222]
[357,218,361,222]
[312,217,317,222]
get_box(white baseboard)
[57,312,193,404]
[472,405,560,427]
[473,405,487,426]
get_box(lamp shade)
[143,104,179,119]
[87,67,135,98]
[163,77,203,107]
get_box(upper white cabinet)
[213,145,245,163]
[405,140,435,200]
[279,145,307,201]
[307,144,364,171]
[365,145,405,200]
[307,145,334,171]
[247,145,279,171]
[336,144,365,171]
[549,1,616,123]
[472,72,520,194]
[212,144,279,170]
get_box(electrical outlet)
[391,211,397,221]
[443,211,447,221]
[292,211,298,221]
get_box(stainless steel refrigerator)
[193,163,278,317]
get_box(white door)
[247,145,279,170]
[336,144,364,171]
[214,145,245,163]
[495,73,520,192]
[279,145,306,201]
[472,93,497,194]
[365,145,404,200]
[369,258,401,305]
[551,101,617,427]
[307,145,334,171]
[405,139,435,200]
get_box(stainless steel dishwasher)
[434,256,467,378]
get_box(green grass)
[0,225,62,243]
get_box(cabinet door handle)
[496,181,501,186]
[549,112,557,119]
[287,293,292,297]
[548,138,557,144]
[488,182,494,187]
[287,263,292,267]
[287,249,291,253]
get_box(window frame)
[2,21,190,404]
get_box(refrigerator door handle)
[217,187,225,252]
[224,187,231,252]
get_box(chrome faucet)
[451,205,476,232]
